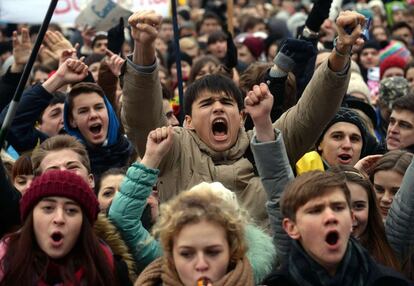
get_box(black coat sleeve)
[0,84,52,153]
[0,67,23,112]
[0,157,21,238]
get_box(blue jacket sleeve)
[0,84,51,153]
[385,156,414,261]
[250,129,294,265]
[108,162,162,270]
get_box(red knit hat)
[243,36,264,59]
[380,55,406,79]
[20,170,99,224]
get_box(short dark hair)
[392,94,414,113]
[391,22,413,35]
[95,167,127,195]
[92,32,108,49]
[207,30,227,45]
[241,16,265,33]
[184,74,243,116]
[281,171,351,222]
[38,91,66,124]
[188,55,221,84]
[197,11,222,33]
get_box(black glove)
[107,18,125,55]
[305,0,333,32]
[273,39,316,73]
[222,29,237,69]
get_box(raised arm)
[121,10,166,156]
[385,156,414,260]
[109,126,173,270]
[0,58,88,153]
[274,11,366,166]
[245,82,294,264]
[0,28,32,111]
[42,58,89,93]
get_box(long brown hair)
[330,165,401,271]
[371,150,413,181]
[0,212,117,285]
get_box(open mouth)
[338,154,352,163]
[212,119,228,139]
[51,232,63,243]
[89,123,102,135]
[325,231,339,246]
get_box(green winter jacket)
[108,162,276,283]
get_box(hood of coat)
[63,95,120,146]
[93,213,137,282]
[244,223,276,284]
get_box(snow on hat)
[20,170,99,224]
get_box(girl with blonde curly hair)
[136,182,254,286]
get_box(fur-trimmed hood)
[245,223,276,284]
[94,213,137,282]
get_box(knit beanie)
[379,40,411,63]
[360,40,381,52]
[347,73,371,103]
[243,36,264,59]
[317,107,369,155]
[380,55,406,79]
[20,170,99,224]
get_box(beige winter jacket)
[121,59,350,225]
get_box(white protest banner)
[119,0,170,17]
[0,0,88,23]
[75,0,132,31]
[0,0,170,24]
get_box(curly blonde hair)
[152,183,247,268]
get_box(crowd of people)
[0,0,414,285]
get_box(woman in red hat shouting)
[0,170,119,286]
